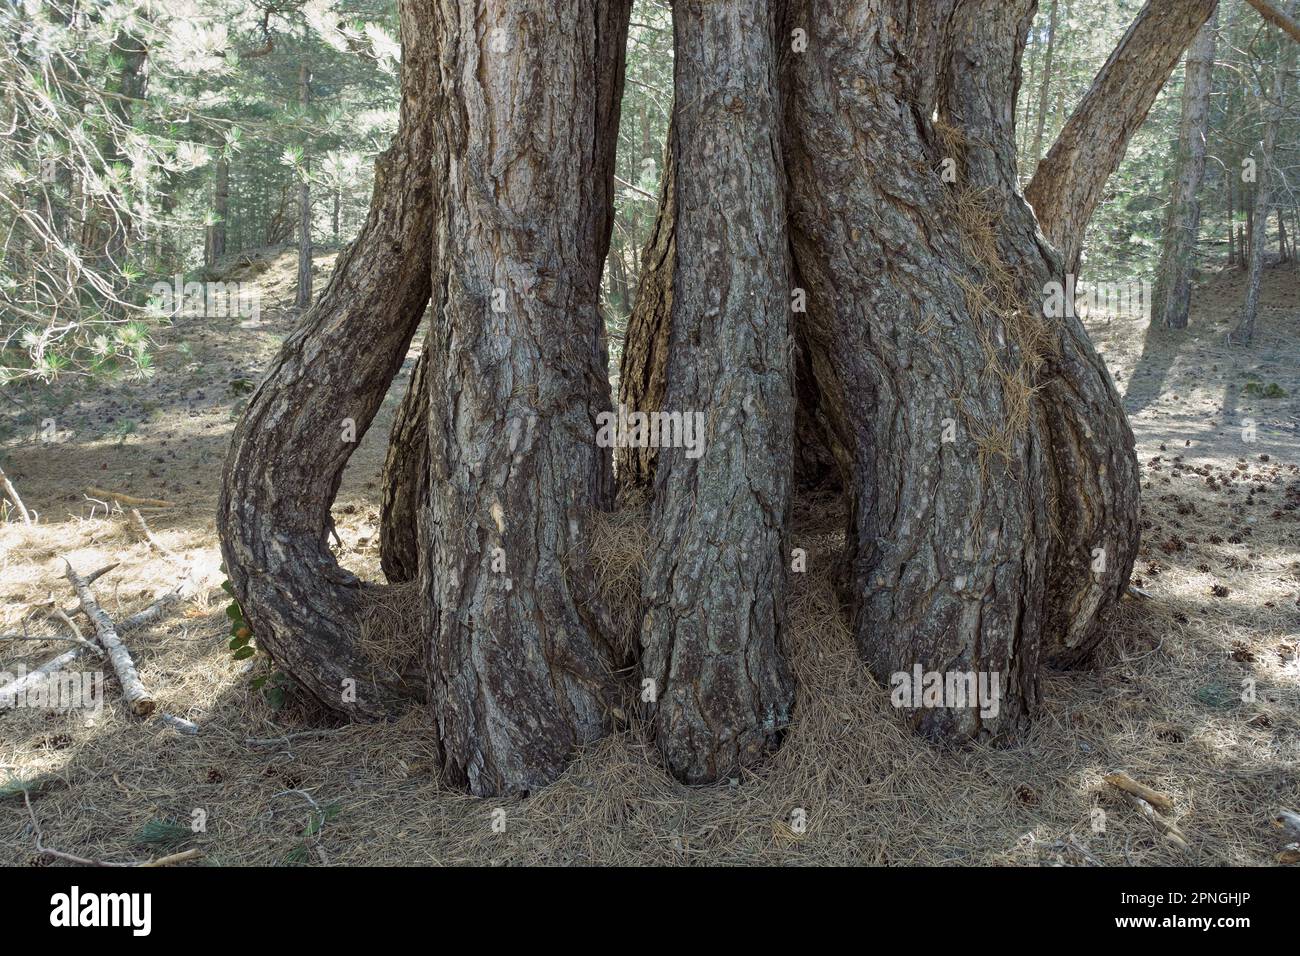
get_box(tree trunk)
[1234,6,1297,344]
[1227,165,1236,266]
[1153,12,1216,330]
[217,0,439,718]
[638,0,795,784]
[205,156,229,267]
[1026,0,1218,274]
[1030,0,1059,169]
[379,344,428,585]
[295,61,313,311]
[421,0,633,796]
[615,133,676,490]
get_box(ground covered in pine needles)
[1,250,1297,866]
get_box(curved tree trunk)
[1025,0,1218,274]
[1154,13,1217,331]
[421,0,633,796]
[216,0,440,718]
[638,0,795,784]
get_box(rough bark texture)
[1154,13,1217,330]
[421,0,632,796]
[379,343,429,584]
[942,0,1142,669]
[781,0,1051,739]
[1025,0,1218,274]
[639,0,795,784]
[216,0,439,718]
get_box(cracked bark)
[638,0,795,784]
[421,0,633,796]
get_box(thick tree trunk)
[1233,6,1297,344]
[295,62,313,310]
[421,0,632,796]
[1154,13,1217,330]
[1025,0,1218,274]
[638,0,795,784]
[217,0,439,718]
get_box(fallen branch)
[64,560,154,716]
[159,713,200,735]
[1120,792,1189,850]
[1104,772,1175,814]
[84,486,175,508]
[24,790,201,867]
[128,508,175,556]
[0,649,81,710]
[0,462,32,525]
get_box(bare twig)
[129,508,175,556]
[24,790,201,867]
[1104,772,1175,814]
[0,462,32,525]
[64,560,154,716]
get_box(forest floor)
[1,248,1297,866]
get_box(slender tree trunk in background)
[1026,0,1218,274]
[295,62,313,310]
[421,0,632,796]
[1031,0,1059,168]
[1234,6,1297,344]
[1227,166,1236,266]
[103,30,146,275]
[1154,12,1217,330]
[1279,208,1289,262]
[639,0,795,784]
[217,0,439,717]
[205,156,229,267]
[333,186,341,244]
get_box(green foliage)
[134,817,193,848]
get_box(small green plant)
[282,802,343,865]
[134,817,192,848]
[1242,381,1287,398]
[222,578,255,661]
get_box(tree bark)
[217,0,440,718]
[638,0,795,784]
[1154,12,1217,330]
[379,343,428,584]
[421,0,633,796]
[1026,0,1218,274]
[205,155,229,267]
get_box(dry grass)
[0,250,1297,867]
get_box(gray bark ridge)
[421,0,633,797]
[216,0,440,719]
[639,0,796,785]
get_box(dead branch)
[84,486,175,508]
[0,462,32,525]
[63,560,154,716]
[1120,792,1189,850]
[23,790,201,867]
[1104,771,1175,814]
[0,648,80,710]
[129,507,175,556]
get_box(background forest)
[4,0,1295,383]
